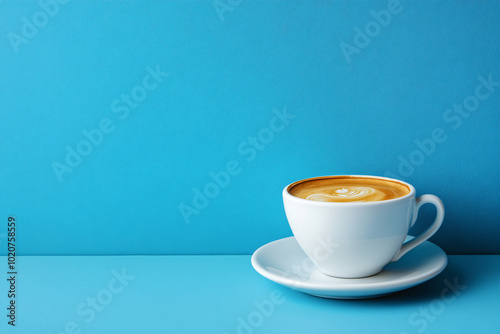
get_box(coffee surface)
[289,177,410,203]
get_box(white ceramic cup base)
[251,236,448,299]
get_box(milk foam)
[305,186,385,202]
[289,177,410,203]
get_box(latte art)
[306,186,387,202]
[289,177,410,203]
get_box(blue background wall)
[0,0,498,255]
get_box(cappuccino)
[283,175,444,278]
[288,176,409,203]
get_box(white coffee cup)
[283,175,444,278]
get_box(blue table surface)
[0,255,498,334]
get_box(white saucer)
[251,236,447,299]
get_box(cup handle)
[391,194,445,262]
